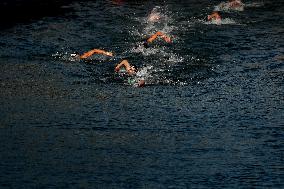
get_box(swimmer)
[148,13,161,22]
[148,10,161,22]
[208,11,222,24]
[79,49,113,59]
[115,59,145,87]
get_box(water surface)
[0,0,283,188]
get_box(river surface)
[0,0,283,188]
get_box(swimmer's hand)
[114,66,120,72]
[104,52,113,56]
[207,15,214,21]
[163,36,172,43]
[138,79,145,87]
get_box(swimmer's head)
[138,79,145,87]
[208,11,221,21]
[148,13,161,22]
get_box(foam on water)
[214,1,245,12]
[136,65,153,78]
[135,65,154,86]
[147,6,168,23]
[52,51,79,62]
[118,65,154,87]
[213,1,264,13]
[166,52,184,64]
[201,18,237,25]
[130,45,160,56]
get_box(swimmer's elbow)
[114,67,120,72]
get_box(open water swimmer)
[207,11,222,24]
[115,59,146,87]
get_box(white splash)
[202,18,237,25]
[52,52,80,62]
[136,65,153,78]
[166,53,184,63]
[147,6,164,23]
[129,6,175,38]
[130,66,154,87]
[130,45,160,56]
[214,1,245,12]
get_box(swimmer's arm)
[115,60,136,75]
[147,31,171,43]
[207,15,212,20]
[208,13,216,21]
[115,60,131,72]
[147,32,161,43]
[80,49,113,59]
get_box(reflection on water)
[0,0,283,188]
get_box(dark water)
[0,0,283,188]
